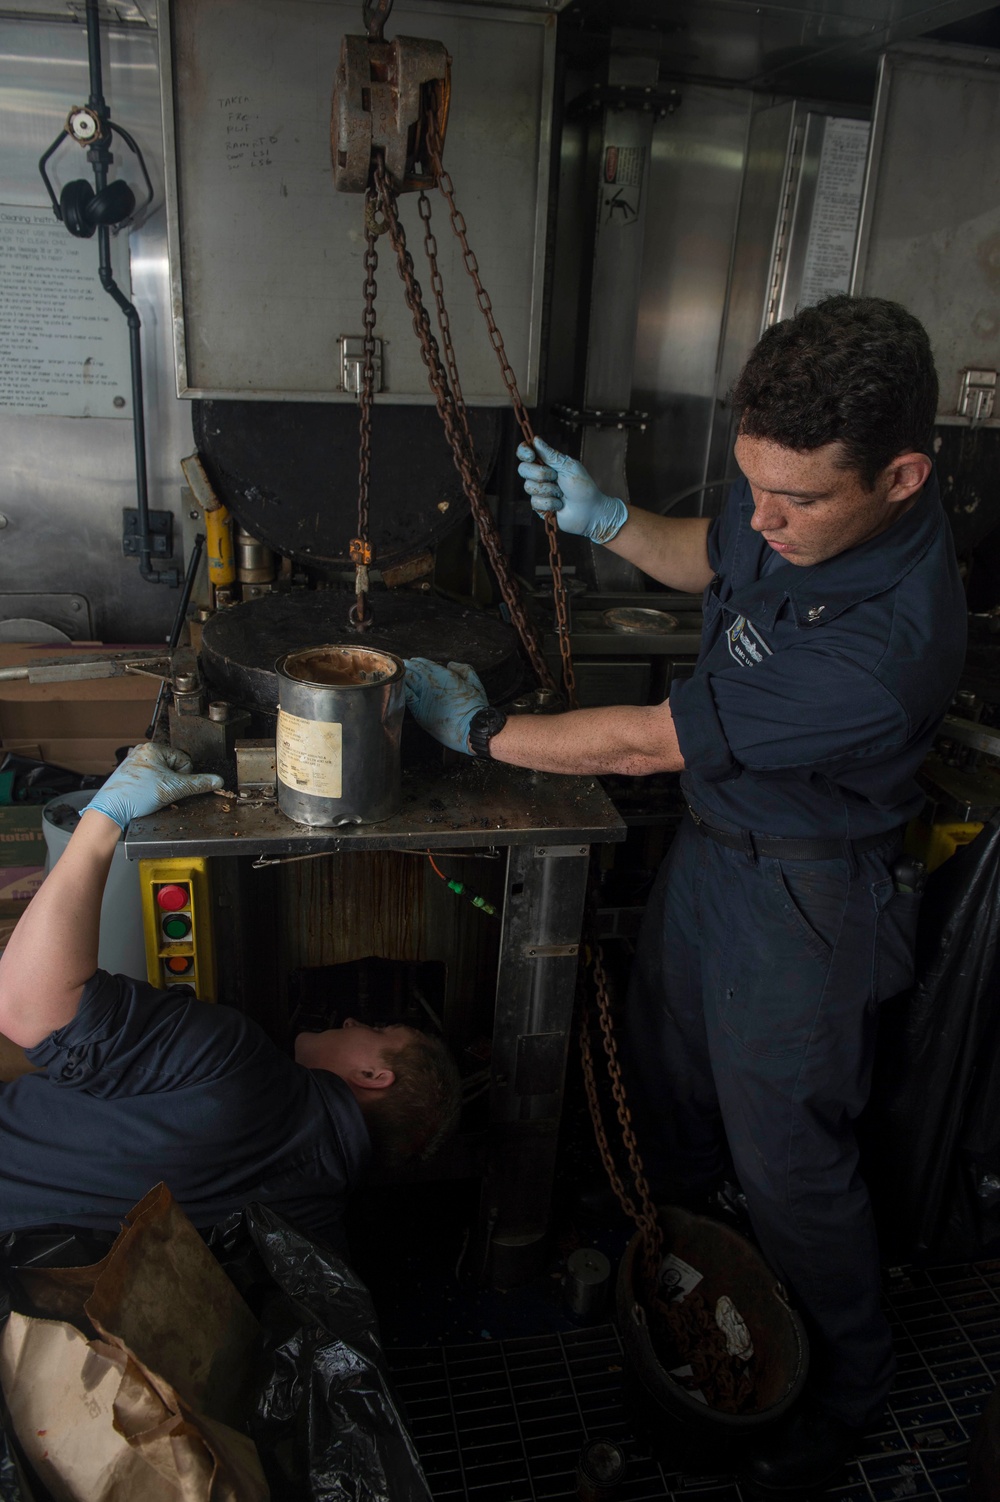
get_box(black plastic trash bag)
[211,1204,432,1502]
[865,813,1000,1261]
[0,1204,432,1502]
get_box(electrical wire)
[426,850,498,917]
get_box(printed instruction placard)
[0,206,133,417]
[799,118,871,308]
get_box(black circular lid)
[200,589,524,714]
[192,400,503,571]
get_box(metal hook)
[364,193,389,238]
[363,0,393,41]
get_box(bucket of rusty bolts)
[275,645,405,826]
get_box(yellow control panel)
[138,858,216,1000]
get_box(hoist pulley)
[329,0,575,706]
[331,0,451,194]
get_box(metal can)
[565,1247,611,1319]
[275,644,404,827]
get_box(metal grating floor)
[387,1261,1000,1502]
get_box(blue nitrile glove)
[516,437,628,544]
[86,742,223,831]
[403,658,488,755]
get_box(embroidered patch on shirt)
[725,614,773,668]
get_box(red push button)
[156,884,189,912]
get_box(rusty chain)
[417,189,468,446]
[425,119,577,709]
[372,154,557,694]
[579,935,662,1289]
[580,933,757,1412]
[418,185,508,628]
[367,114,753,1415]
[358,105,752,1416]
[352,191,381,629]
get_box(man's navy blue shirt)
[670,470,967,839]
[0,970,370,1251]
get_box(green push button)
[163,914,192,940]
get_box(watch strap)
[468,706,507,759]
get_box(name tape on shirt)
[726,614,773,669]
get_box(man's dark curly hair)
[732,296,938,489]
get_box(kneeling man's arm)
[0,811,121,1048]
[0,744,221,1050]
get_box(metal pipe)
[83,0,177,589]
[146,533,207,740]
[86,0,105,117]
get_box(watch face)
[469,707,506,757]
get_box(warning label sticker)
[602,145,645,225]
[277,710,343,798]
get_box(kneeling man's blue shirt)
[0,970,369,1252]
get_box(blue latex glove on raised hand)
[87,742,223,831]
[516,437,628,545]
[403,658,488,755]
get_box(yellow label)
[277,710,343,798]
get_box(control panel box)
[139,858,216,1001]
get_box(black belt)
[686,805,901,862]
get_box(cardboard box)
[0,806,46,901]
[0,868,42,903]
[0,644,161,776]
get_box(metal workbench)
[127,759,626,1282]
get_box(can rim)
[275,643,405,689]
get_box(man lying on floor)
[0,742,461,1254]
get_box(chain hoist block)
[331,33,451,194]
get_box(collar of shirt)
[308,1068,373,1186]
[720,467,944,632]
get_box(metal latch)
[235,739,277,800]
[122,508,173,558]
[958,368,997,423]
[340,335,383,396]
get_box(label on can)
[277,710,343,798]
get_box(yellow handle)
[205,505,235,585]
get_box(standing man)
[402,297,967,1491]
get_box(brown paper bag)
[1,1185,268,1501]
[17,1183,259,1427]
[0,1314,267,1502]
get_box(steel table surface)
[124,758,626,858]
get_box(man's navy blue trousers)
[626,811,920,1429]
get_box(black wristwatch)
[468,706,508,759]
